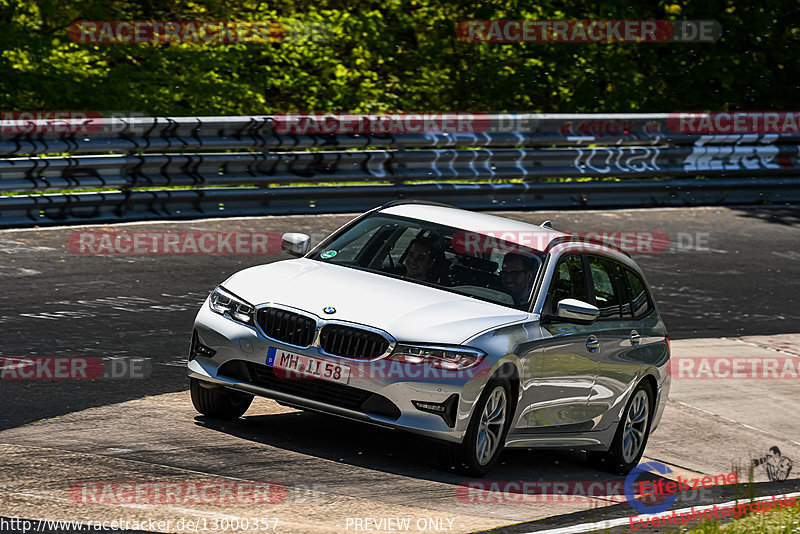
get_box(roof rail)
[378,199,457,210]
[545,235,631,257]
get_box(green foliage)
[1,0,798,114]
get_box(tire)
[588,380,654,475]
[440,378,512,477]
[190,377,253,420]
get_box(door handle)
[586,335,600,353]
[630,330,642,347]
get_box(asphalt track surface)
[2,205,799,430]
[1,206,799,533]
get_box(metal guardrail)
[1,113,799,228]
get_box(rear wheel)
[190,377,253,420]
[440,378,511,477]
[588,381,653,475]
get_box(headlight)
[209,286,254,325]
[388,344,485,370]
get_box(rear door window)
[587,255,623,319]
[624,268,654,319]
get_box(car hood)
[222,258,529,345]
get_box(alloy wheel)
[622,389,649,464]
[476,386,508,465]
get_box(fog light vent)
[189,331,217,360]
[413,394,459,427]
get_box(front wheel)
[440,378,511,477]
[588,381,653,475]
[190,377,253,420]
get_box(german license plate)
[266,347,351,385]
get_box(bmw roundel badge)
[323,306,336,314]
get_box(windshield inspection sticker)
[320,250,337,259]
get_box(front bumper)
[189,303,490,443]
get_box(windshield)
[310,213,545,311]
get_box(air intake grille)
[257,308,316,347]
[319,324,389,360]
[246,362,371,410]
[218,361,401,420]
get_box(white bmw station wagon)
[188,202,670,476]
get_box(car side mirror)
[553,298,600,325]
[282,233,311,257]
